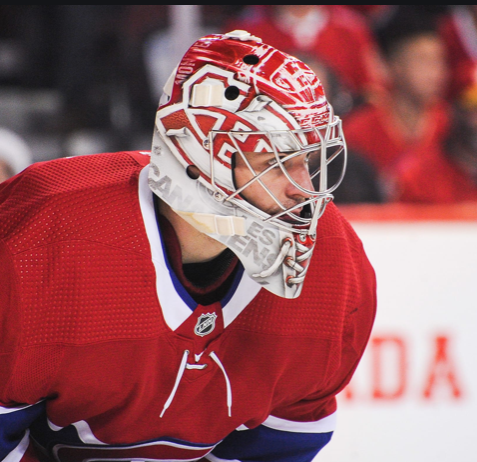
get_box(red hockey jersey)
[0,152,376,462]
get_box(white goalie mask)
[149,30,347,298]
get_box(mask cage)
[208,115,347,234]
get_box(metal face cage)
[208,115,347,235]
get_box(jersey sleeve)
[206,412,335,462]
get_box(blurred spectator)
[142,6,210,103]
[142,6,242,102]
[343,10,451,199]
[343,5,396,28]
[300,54,383,203]
[438,5,477,100]
[224,5,387,106]
[393,87,477,203]
[0,127,33,182]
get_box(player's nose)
[285,161,314,198]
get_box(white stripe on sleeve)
[261,411,337,433]
[205,454,241,462]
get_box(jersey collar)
[137,165,262,331]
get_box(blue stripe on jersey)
[155,195,245,313]
[30,414,215,449]
[0,401,46,460]
[211,425,332,462]
[157,215,198,311]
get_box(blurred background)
[1,5,477,205]
[1,5,476,462]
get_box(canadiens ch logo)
[194,313,217,337]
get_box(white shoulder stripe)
[261,411,337,433]
[138,165,192,330]
[3,430,30,462]
[205,454,241,462]
[48,419,106,445]
[222,272,261,328]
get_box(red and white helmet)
[149,30,347,298]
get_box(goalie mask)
[149,30,347,299]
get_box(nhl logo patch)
[194,313,218,337]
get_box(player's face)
[233,151,314,217]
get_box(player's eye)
[267,153,291,166]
